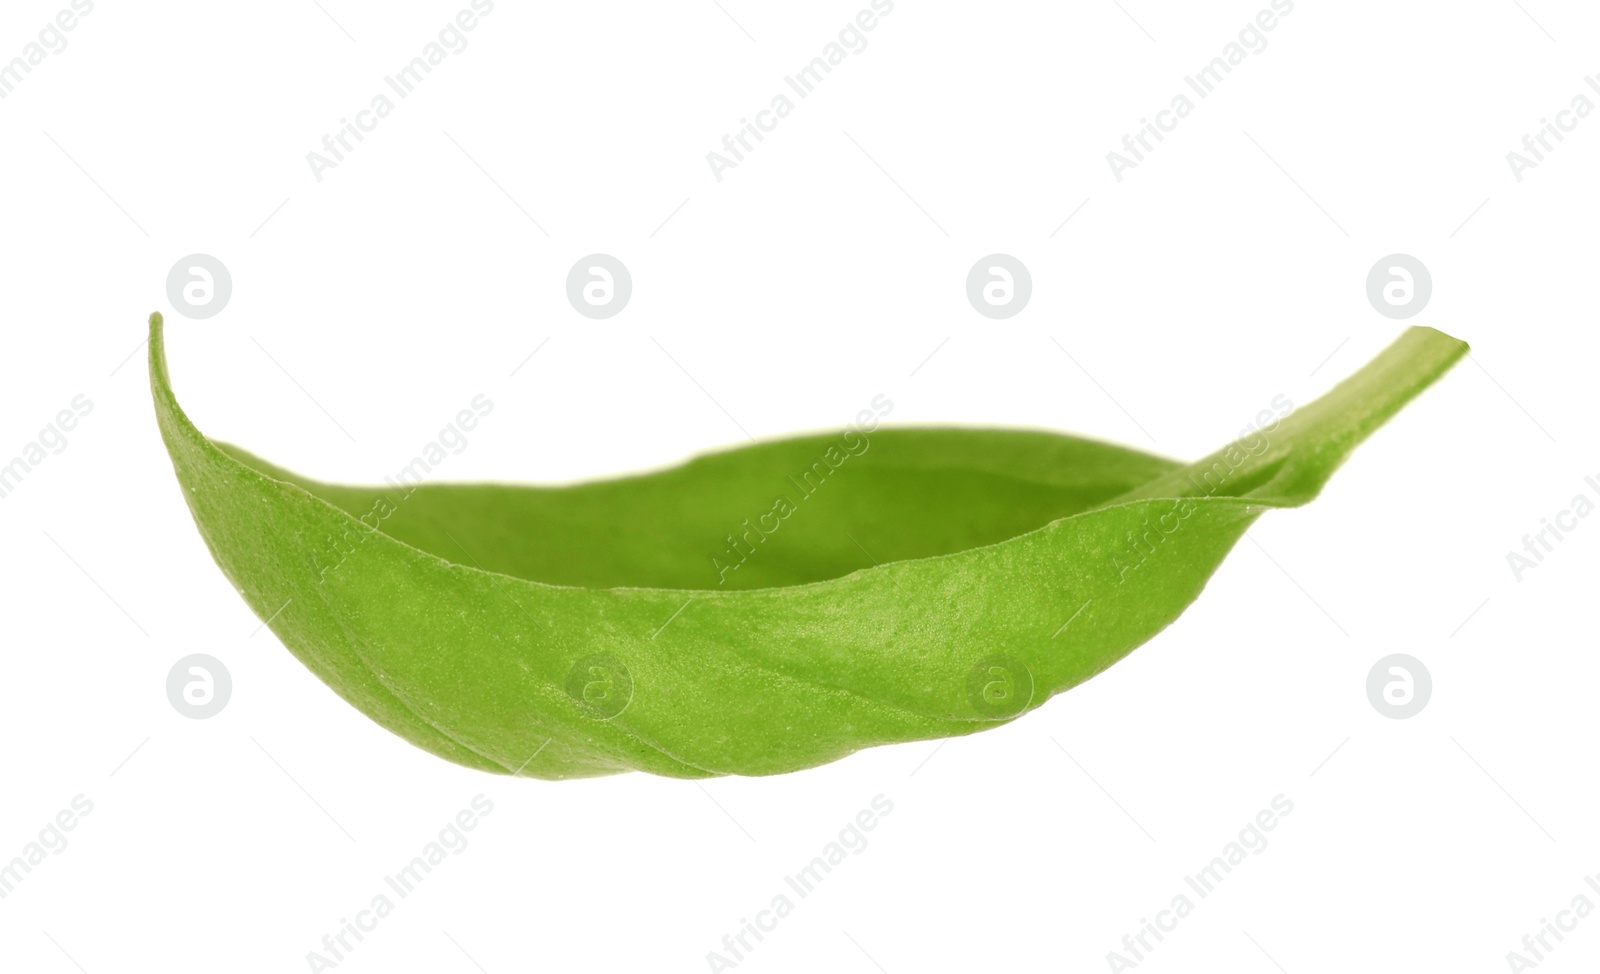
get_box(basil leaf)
[150,317,1466,779]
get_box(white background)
[2,1,1597,971]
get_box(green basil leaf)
[150,317,1466,779]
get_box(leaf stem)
[1107,326,1469,508]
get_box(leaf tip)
[148,312,166,365]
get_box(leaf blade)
[149,316,1464,778]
